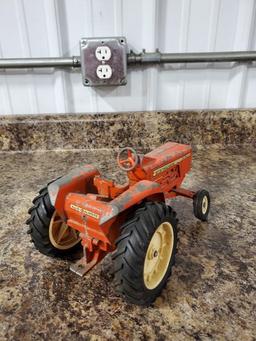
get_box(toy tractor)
[26,142,210,305]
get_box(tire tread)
[27,186,81,258]
[112,201,178,306]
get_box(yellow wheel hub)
[143,221,174,290]
[202,196,208,214]
[49,211,81,250]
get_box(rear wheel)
[26,186,81,258]
[112,202,178,306]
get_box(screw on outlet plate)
[120,77,126,85]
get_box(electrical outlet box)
[80,37,127,86]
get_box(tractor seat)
[93,176,129,199]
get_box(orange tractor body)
[27,142,210,304]
[47,142,193,274]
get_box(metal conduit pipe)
[127,51,256,64]
[0,56,81,69]
[0,51,255,69]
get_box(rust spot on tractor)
[111,180,161,211]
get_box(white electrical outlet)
[96,65,112,79]
[80,37,127,86]
[95,46,111,61]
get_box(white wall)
[0,0,255,115]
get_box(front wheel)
[112,202,178,306]
[193,189,210,221]
[26,186,81,258]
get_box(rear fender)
[48,165,100,219]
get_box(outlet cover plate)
[80,37,127,86]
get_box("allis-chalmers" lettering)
[70,204,100,219]
[153,153,191,177]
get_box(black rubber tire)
[112,201,178,306]
[193,189,210,221]
[26,186,81,258]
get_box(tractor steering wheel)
[117,147,139,172]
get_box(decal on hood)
[153,153,191,176]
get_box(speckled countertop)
[0,110,255,151]
[0,145,255,340]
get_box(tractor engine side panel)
[141,143,192,185]
[178,152,192,178]
[149,152,192,191]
